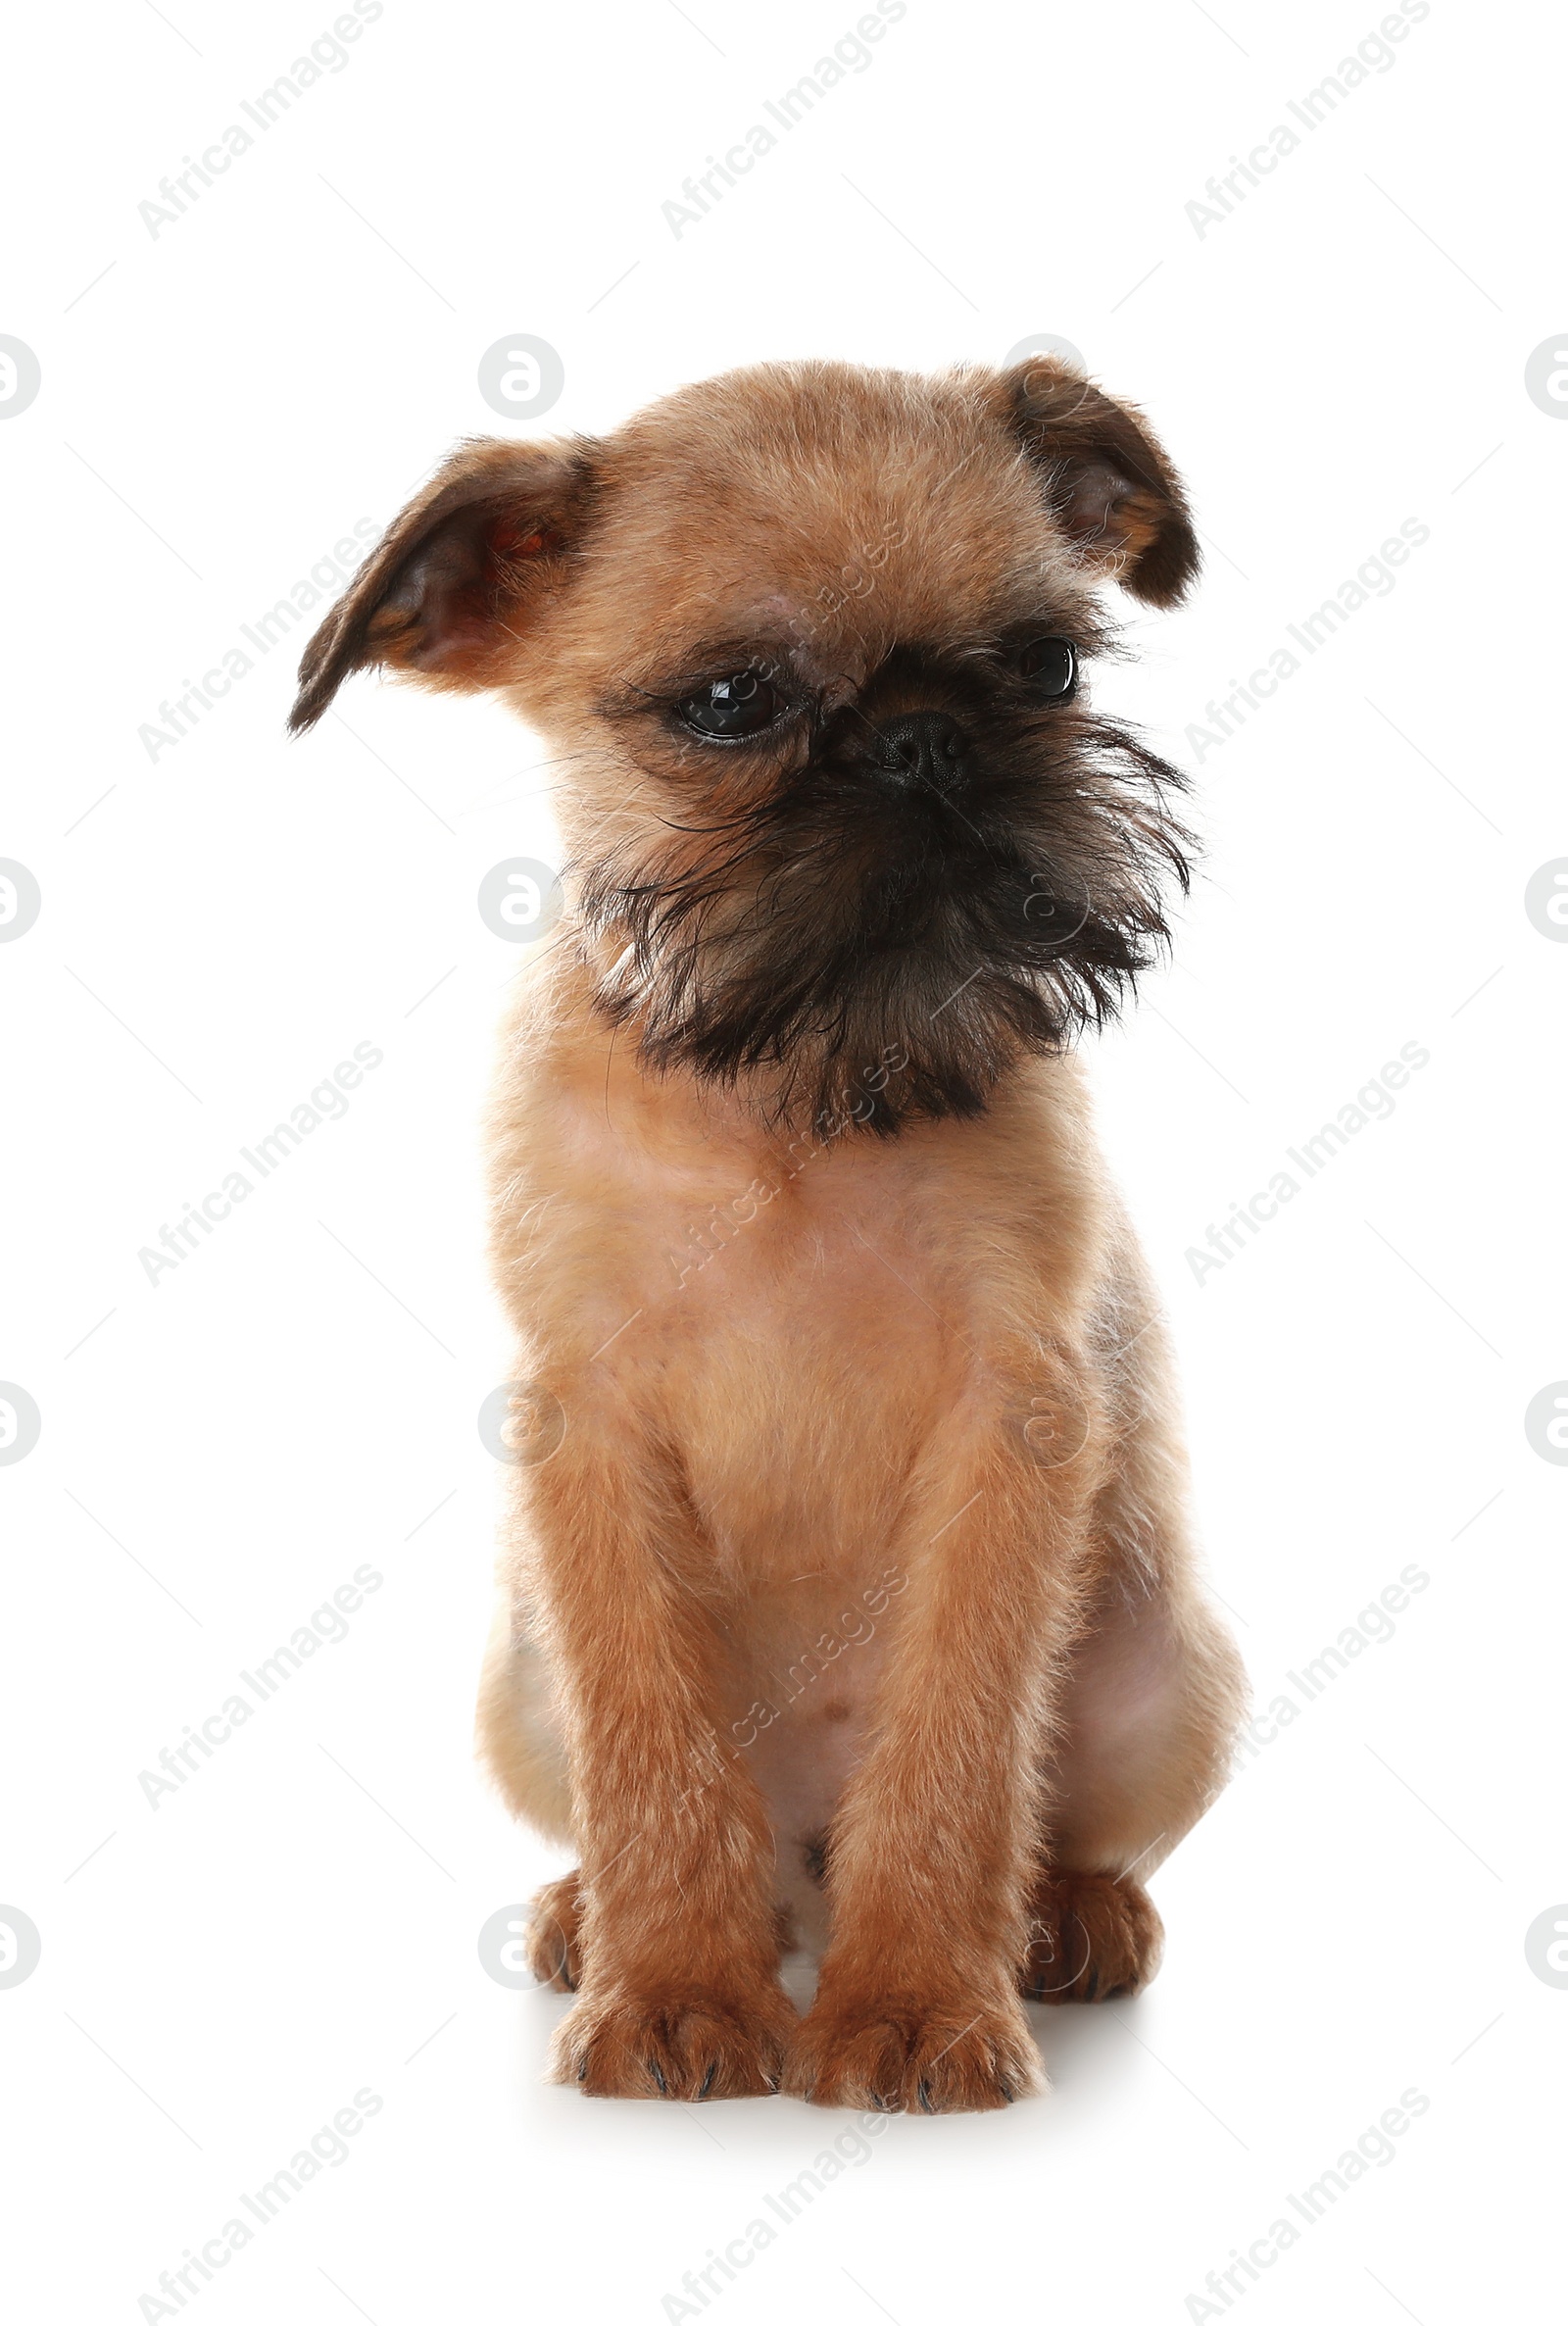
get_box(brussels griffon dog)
[292,357,1244,2112]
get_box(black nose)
[872,711,968,791]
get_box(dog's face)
[293,359,1199,1131]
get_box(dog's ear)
[289,436,596,732]
[995,359,1199,607]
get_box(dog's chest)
[512,1037,1089,1571]
[640,1150,960,1571]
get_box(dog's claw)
[649,2058,667,2094]
[697,2061,717,2100]
[916,2080,935,2114]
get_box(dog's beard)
[578,709,1191,1135]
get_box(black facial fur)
[580,633,1191,1135]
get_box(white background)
[3,1,1563,2319]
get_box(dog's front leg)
[524,1403,796,2100]
[785,1375,1096,2112]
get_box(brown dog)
[292,358,1244,2112]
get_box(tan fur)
[295,358,1245,2111]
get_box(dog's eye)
[1016,637,1077,699]
[675,669,784,740]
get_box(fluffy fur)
[580,646,1191,1131]
[294,356,1244,2111]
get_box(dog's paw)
[1018,1869,1163,2004]
[551,1989,795,2101]
[525,1873,584,1992]
[783,1992,1041,2113]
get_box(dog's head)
[293,358,1199,1132]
